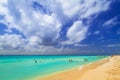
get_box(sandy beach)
[35,56,120,80]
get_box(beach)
[35,56,120,80]
[0,56,104,80]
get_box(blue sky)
[0,0,120,55]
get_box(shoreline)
[31,64,80,80]
[80,55,120,80]
[33,57,110,80]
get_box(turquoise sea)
[0,56,108,80]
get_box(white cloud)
[103,16,120,27]
[27,36,42,47]
[1,0,62,45]
[80,0,111,18]
[0,34,61,54]
[63,21,88,44]
[60,0,111,45]
[74,44,87,47]
[0,0,8,14]
[93,30,100,35]
[57,0,80,17]
[0,0,112,54]
[0,34,26,49]
[57,0,111,19]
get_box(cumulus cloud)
[0,34,26,50]
[57,0,81,17]
[60,0,111,45]
[80,0,111,18]
[0,34,61,54]
[0,0,112,54]
[63,21,88,44]
[57,0,111,19]
[0,0,61,45]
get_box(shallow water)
[0,56,107,80]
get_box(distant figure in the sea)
[84,59,88,62]
[68,59,73,62]
[35,60,37,63]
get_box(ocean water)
[0,56,107,80]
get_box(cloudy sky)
[0,0,120,55]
